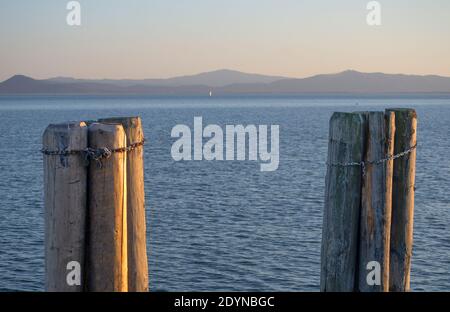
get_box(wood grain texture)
[99,117,148,292]
[321,112,365,292]
[43,122,88,291]
[386,109,417,292]
[86,123,128,292]
[358,112,395,292]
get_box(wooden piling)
[43,122,88,291]
[386,109,417,292]
[86,123,128,292]
[321,112,366,292]
[99,117,148,292]
[358,112,395,292]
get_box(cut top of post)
[99,117,144,145]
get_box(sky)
[0,0,449,81]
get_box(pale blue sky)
[1,0,449,80]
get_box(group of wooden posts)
[321,108,417,292]
[43,109,417,292]
[43,117,148,291]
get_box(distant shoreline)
[2,93,450,99]
[2,70,450,97]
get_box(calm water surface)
[0,96,449,291]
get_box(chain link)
[327,144,416,176]
[41,138,145,168]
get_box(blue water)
[0,96,449,291]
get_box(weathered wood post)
[322,109,417,292]
[358,112,395,292]
[321,112,365,292]
[86,123,128,292]
[100,117,148,292]
[386,109,417,292]
[43,122,88,291]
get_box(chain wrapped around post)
[41,138,145,168]
[326,144,417,177]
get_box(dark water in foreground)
[0,96,449,291]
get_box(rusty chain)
[327,144,417,176]
[41,138,145,167]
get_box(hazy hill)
[46,69,287,88]
[1,70,450,96]
[0,75,210,95]
[268,70,450,93]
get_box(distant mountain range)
[1,69,450,96]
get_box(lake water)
[0,96,449,291]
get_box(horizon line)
[4,68,450,83]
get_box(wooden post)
[386,109,417,292]
[86,123,128,292]
[321,112,365,292]
[358,112,395,292]
[99,117,148,292]
[43,122,88,291]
